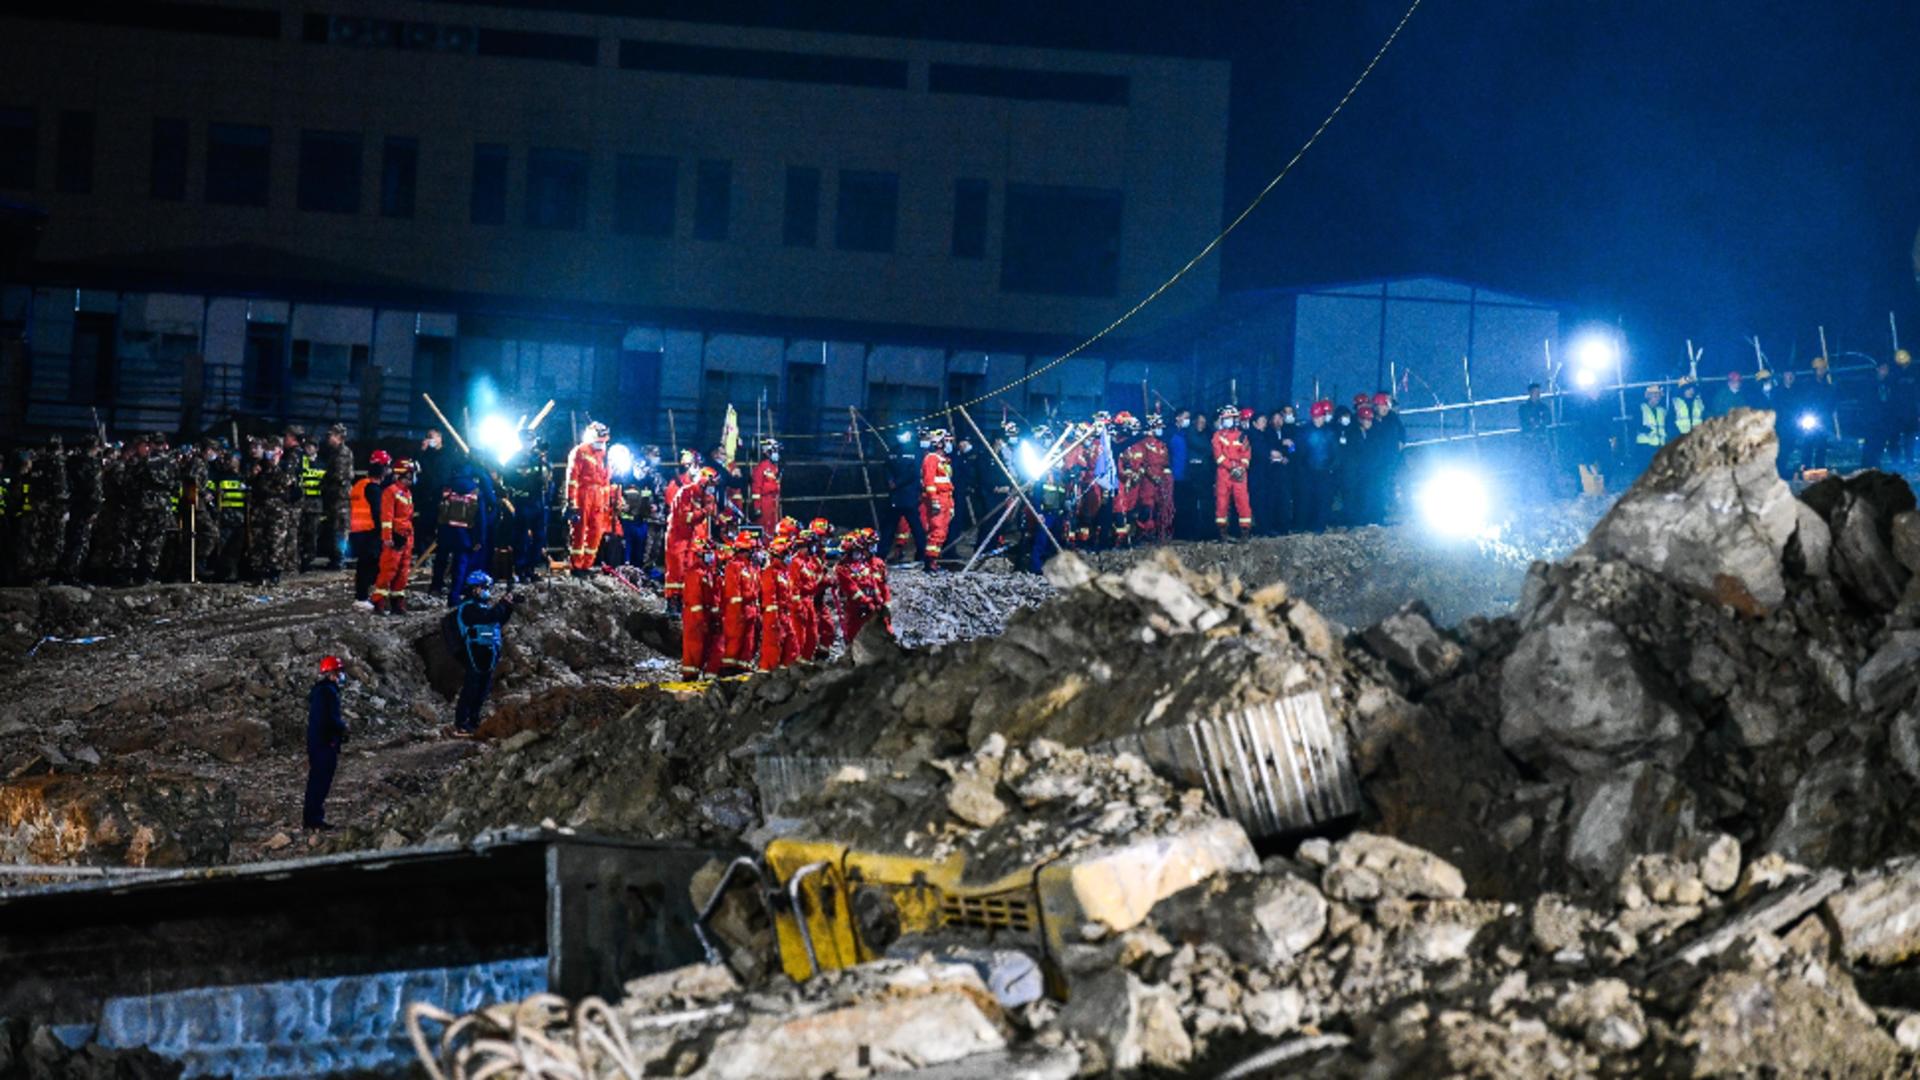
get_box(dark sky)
[471,1,1920,374]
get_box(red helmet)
[768,536,792,556]
[1372,392,1392,408]
[319,655,344,675]
[1310,400,1334,420]
[1352,393,1369,407]
[393,458,416,476]
[1239,407,1254,421]
[776,517,801,538]
[809,517,833,537]
[1357,404,1376,422]
[733,530,760,550]
[1726,370,1743,383]
[368,449,392,466]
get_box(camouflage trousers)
[114,506,175,579]
[251,504,298,579]
[299,505,324,569]
[22,506,68,581]
[61,504,100,579]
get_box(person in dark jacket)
[1294,401,1338,531]
[451,570,518,735]
[304,655,348,829]
[885,431,928,563]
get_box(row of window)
[0,111,1123,297]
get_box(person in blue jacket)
[304,655,348,830]
[441,459,498,607]
[451,570,518,735]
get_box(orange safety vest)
[349,477,379,533]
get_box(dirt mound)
[472,684,648,742]
[882,564,1054,648]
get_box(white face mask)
[1339,416,1350,427]
[1176,417,1190,428]
[769,452,780,463]
[1220,418,1235,430]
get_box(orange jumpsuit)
[788,551,820,660]
[1213,428,1253,536]
[1113,440,1147,546]
[920,451,954,563]
[720,554,760,672]
[750,460,781,532]
[758,561,797,671]
[372,480,414,609]
[663,483,712,603]
[1062,441,1099,546]
[836,558,882,644]
[1140,435,1174,540]
[809,553,836,659]
[680,555,715,678]
[565,442,613,571]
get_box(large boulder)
[1563,761,1698,885]
[1826,857,1920,966]
[1577,409,1799,614]
[1499,609,1695,775]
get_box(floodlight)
[1416,467,1492,539]
[474,414,523,465]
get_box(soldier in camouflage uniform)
[1,449,29,585]
[320,423,354,571]
[92,444,132,583]
[210,445,251,582]
[178,440,221,582]
[291,430,325,572]
[22,436,69,583]
[59,435,105,584]
[249,444,302,585]
[123,434,180,585]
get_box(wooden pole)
[1818,325,1831,364]
[524,399,556,434]
[420,393,471,455]
[956,403,1066,563]
[848,407,885,536]
[960,423,1091,574]
[1893,312,1902,353]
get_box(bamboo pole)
[848,406,884,535]
[956,403,1066,564]
[420,393,471,455]
[1893,312,1902,353]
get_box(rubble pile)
[882,564,1055,647]
[416,738,1920,1078]
[0,1017,180,1080]
[1083,498,1605,629]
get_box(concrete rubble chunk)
[1060,969,1193,1072]
[1499,612,1695,775]
[1152,870,1328,966]
[1362,602,1465,686]
[1549,978,1646,1052]
[1577,409,1798,613]
[1671,868,1843,967]
[1564,762,1698,885]
[1825,857,1920,967]
[1855,630,1920,713]
[1322,831,1467,902]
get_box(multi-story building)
[0,1,1229,447]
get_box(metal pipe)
[787,861,832,976]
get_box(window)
[55,111,94,194]
[783,166,819,248]
[693,159,730,241]
[952,178,988,259]
[614,154,675,236]
[297,130,361,213]
[1001,184,1123,297]
[526,147,588,230]
[476,27,596,66]
[206,123,271,206]
[0,110,35,190]
[380,136,417,218]
[617,39,907,90]
[928,63,1129,106]
[470,143,508,225]
[150,119,189,200]
[835,170,897,253]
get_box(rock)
[1830,495,1910,611]
[946,772,1008,828]
[1693,833,1742,894]
[1042,552,1095,591]
[1362,602,1465,686]
[1855,631,1920,713]
[1499,612,1694,775]
[1826,857,1920,967]
[1121,556,1218,631]
[1060,969,1192,1071]
[1766,755,1886,867]
[1550,979,1646,1052]
[496,729,542,754]
[1786,499,1833,579]
[1681,965,1899,1077]
[1577,409,1798,613]
[1617,853,1708,908]
[1153,870,1327,966]
[184,716,273,764]
[1322,832,1467,902]
[1242,988,1304,1038]
[263,831,293,851]
[1564,762,1698,885]
[1895,1014,1920,1053]
[1892,709,1920,784]
[1286,603,1335,659]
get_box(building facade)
[0,1,1229,446]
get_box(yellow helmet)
[1898,349,1912,367]
[1677,374,1696,386]
[1812,355,1829,372]
[1754,367,1772,381]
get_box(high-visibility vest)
[217,478,248,511]
[300,459,325,499]
[1673,397,1704,434]
[349,477,380,532]
[1637,403,1669,446]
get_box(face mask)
[1339,416,1350,426]
[1220,419,1234,429]
[1176,417,1190,428]
[769,452,780,463]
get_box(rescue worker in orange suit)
[1212,407,1254,540]
[1142,415,1175,541]
[371,459,416,614]
[348,450,390,604]
[806,519,837,659]
[835,529,887,644]
[759,535,798,671]
[920,429,955,570]
[564,422,613,575]
[1112,413,1149,546]
[664,467,716,615]
[788,526,821,661]
[720,530,761,673]
[678,537,718,680]
[751,438,782,532]
[863,529,894,636]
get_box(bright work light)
[607,443,635,478]
[474,414,522,465]
[1017,440,1049,482]
[1416,467,1493,539]
[1798,412,1821,433]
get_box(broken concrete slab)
[1499,612,1695,775]
[1826,858,1920,967]
[1321,831,1467,902]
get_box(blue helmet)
[465,570,494,592]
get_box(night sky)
[469,1,1920,374]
